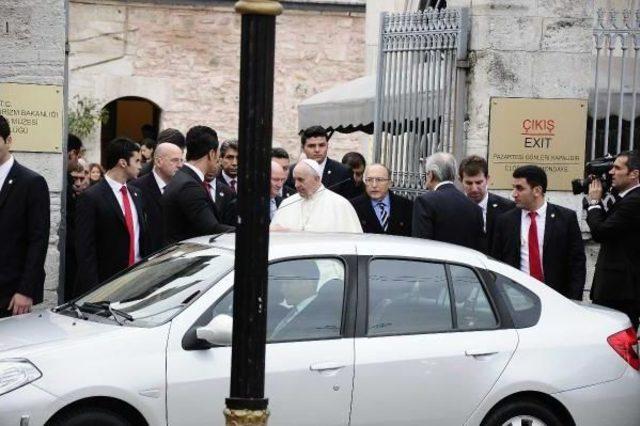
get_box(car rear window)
[493,273,541,328]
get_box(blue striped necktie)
[377,202,389,231]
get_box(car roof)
[185,232,488,268]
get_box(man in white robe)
[271,159,363,233]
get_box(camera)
[571,155,614,195]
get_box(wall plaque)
[488,98,587,191]
[0,82,64,153]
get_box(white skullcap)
[300,158,322,177]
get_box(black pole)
[225,1,282,425]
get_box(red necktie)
[202,181,212,199]
[120,186,135,266]
[528,211,544,282]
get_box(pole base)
[224,408,269,426]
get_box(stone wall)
[69,0,366,162]
[0,0,66,307]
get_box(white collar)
[434,181,454,191]
[619,183,640,198]
[104,174,127,193]
[523,200,548,218]
[0,154,14,177]
[478,192,489,210]
[152,168,167,191]
[307,184,326,200]
[316,157,328,176]
[222,170,236,184]
[184,162,205,182]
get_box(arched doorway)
[100,97,161,165]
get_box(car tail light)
[607,328,640,371]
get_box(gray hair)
[424,152,457,183]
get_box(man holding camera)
[587,150,640,330]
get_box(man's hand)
[8,293,33,316]
[588,178,604,203]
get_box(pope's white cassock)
[271,186,363,233]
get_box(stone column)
[0,0,66,307]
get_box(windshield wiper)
[82,301,134,326]
[53,300,86,320]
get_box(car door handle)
[309,362,346,372]
[465,349,498,357]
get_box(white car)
[1,233,639,426]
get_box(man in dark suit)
[269,160,288,221]
[75,138,149,295]
[459,155,515,254]
[64,134,84,301]
[351,163,412,236]
[130,142,184,253]
[285,126,355,199]
[217,139,239,193]
[492,165,586,300]
[412,152,484,250]
[138,128,185,177]
[271,147,295,198]
[162,126,235,245]
[204,171,237,226]
[342,151,367,199]
[586,150,640,328]
[0,115,50,317]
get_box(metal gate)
[373,8,469,197]
[589,9,640,160]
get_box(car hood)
[0,310,122,356]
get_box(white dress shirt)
[0,155,14,191]
[618,183,640,198]
[104,175,141,262]
[152,169,167,194]
[208,178,218,202]
[221,170,237,190]
[520,201,547,275]
[478,192,489,232]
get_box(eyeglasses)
[364,177,391,184]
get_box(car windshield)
[71,243,234,327]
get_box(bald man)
[351,163,413,236]
[271,159,362,233]
[130,142,184,252]
[270,161,287,221]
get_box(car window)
[493,273,541,328]
[367,259,452,336]
[75,243,234,327]
[449,265,497,330]
[211,258,346,342]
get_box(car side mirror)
[196,314,233,346]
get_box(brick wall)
[69,1,366,162]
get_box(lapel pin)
[219,192,224,197]
[134,192,138,197]
[492,203,498,208]
[327,170,332,175]
[8,179,13,185]
[550,213,555,218]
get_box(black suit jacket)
[587,187,640,303]
[130,172,164,253]
[75,178,150,294]
[412,183,484,251]
[351,192,413,236]
[213,180,238,226]
[138,161,153,177]
[482,192,516,254]
[285,157,355,199]
[0,161,50,306]
[216,171,237,192]
[492,203,586,300]
[162,166,235,245]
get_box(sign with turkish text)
[488,97,587,191]
[0,82,64,153]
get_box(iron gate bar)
[591,8,640,159]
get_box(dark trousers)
[595,299,640,331]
